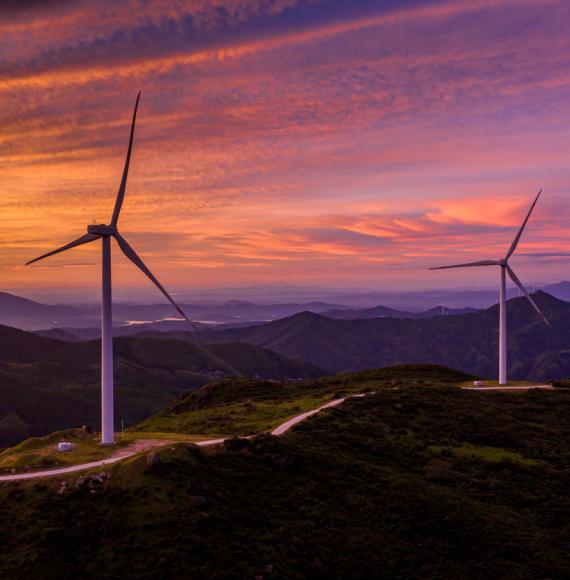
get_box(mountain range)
[34,303,479,341]
[147,291,570,382]
[321,304,477,320]
[0,291,350,331]
[4,281,570,332]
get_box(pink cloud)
[2,0,570,291]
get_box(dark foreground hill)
[2,365,570,578]
[163,291,570,381]
[0,325,323,447]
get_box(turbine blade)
[505,189,542,259]
[506,265,550,325]
[113,232,195,326]
[26,233,100,265]
[430,260,498,270]
[110,91,141,227]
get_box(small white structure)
[57,441,74,452]
[473,380,484,387]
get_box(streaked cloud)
[1,0,569,292]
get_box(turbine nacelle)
[87,224,117,237]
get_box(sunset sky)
[2,0,570,300]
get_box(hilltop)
[1,364,570,578]
[137,363,472,437]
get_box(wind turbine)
[430,190,549,385]
[26,92,193,444]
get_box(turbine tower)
[26,93,193,444]
[430,190,549,385]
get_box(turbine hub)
[88,224,117,236]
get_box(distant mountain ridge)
[322,304,477,320]
[3,282,570,331]
[0,291,350,331]
[150,291,570,382]
[0,292,94,330]
[541,281,570,301]
[22,290,570,385]
[31,303,481,340]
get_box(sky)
[2,0,570,299]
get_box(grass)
[125,431,212,442]
[0,429,208,473]
[136,363,474,436]
[0,365,511,474]
[429,443,539,465]
[0,364,472,472]
[3,374,570,578]
[459,379,552,388]
[0,428,130,472]
[137,396,331,436]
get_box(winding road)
[2,384,551,483]
[0,394,359,482]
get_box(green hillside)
[1,365,570,578]
[0,325,323,448]
[137,364,473,436]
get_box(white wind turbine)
[430,190,549,385]
[27,92,193,444]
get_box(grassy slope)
[136,364,473,436]
[3,366,570,577]
[0,429,131,471]
[0,429,206,473]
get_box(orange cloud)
[2,0,570,292]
